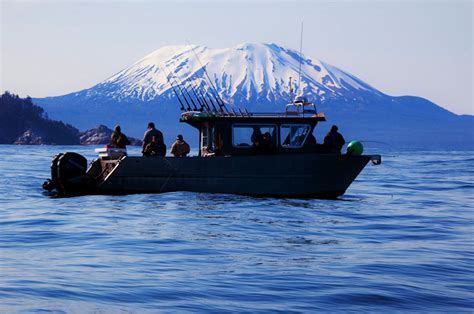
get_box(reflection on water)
[0,145,473,311]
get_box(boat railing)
[180,97,324,120]
[181,111,325,120]
[285,98,318,117]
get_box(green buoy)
[347,140,364,155]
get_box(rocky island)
[79,125,142,146]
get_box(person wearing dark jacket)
[253,132,276,155]
[110,125,130,148]
[324,125,345,153]
[142,122,165,155]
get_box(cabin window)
[201,126,211,148]
[232,124,276,148]
[201,126,207,148]
[280,125,311,148]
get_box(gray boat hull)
[93,154,371,198]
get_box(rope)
[159,156,175,192]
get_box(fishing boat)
[42,96,381,198]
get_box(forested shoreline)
[0,92,141,145]
[0,92,79,144]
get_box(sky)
[1,0,472,115]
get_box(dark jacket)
[143,141,166,156]
[324,131,345,153]
[142,128,164,151]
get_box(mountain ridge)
[56,43,382,104]
[33,43,473,149]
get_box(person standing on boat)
[171,134,190,157]
[110,125,130,149]
[324,125,345,153]
[142,122,165,156]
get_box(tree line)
[0,91,80,144]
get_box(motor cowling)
[43,152,89,196]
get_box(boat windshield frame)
[280,124,312,148]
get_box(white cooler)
[94,147,127,159]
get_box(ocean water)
[0,145,472,312]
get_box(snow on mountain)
[80,43,382,104]
[34,42,474,149]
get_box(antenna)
[297,21,304,96]
[289,76,293,103]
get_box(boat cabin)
[180,99,327,156]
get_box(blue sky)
[1,0,472,115]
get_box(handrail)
[180,108,325,120]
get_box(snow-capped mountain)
[34,43,473,149]
[74,43,382,105]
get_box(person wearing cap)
[110,125,130,149]
[142,122,164,156]
[171,134,190,157]
[324,125,345,153]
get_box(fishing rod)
[158,64,187,111]
[358,140,396,151]
[180,81,199,111]
[188,75,216,112]
[165,62,201,111]
[164,64,196,111]
[189,44,228,113]
[188,81,210,111]
[163,64,192,111]
[168,78,186,111]
[170,74,193,111]
[350,140,397,157]
[195,85,212,112]
[204,89,218,112]
[181,78,206,111]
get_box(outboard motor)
[43,152,90,196]
[42,153,63,192]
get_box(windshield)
[280,125,310,148]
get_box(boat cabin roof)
[180,99,326,127]
[180,110,326,128]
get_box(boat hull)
[94,154,371,198]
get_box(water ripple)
[0,146,473,311]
